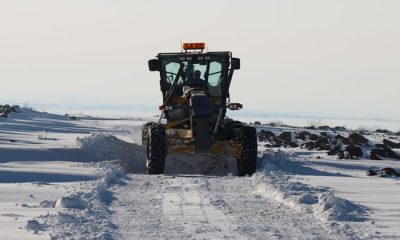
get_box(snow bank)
[254,150,368,232]
[77,133,147,173]
[77,133,236,175]
[26,162,125,239]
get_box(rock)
[318,125,331,131]
[383,139,400,149]
[380,167,398,177]
[276,131,293,144]
[395,132,400,136]
[257,130,275,142]
[305,126,316,130]
[370,148,400,160]
[348,133,369,145]
[253,121,261,125]
[334,126,347,132]
[315,137,329,146]
[297,131,319,141]
[285,142,299,148]
[309,134,319,141]
[297,131,311,141]
[366,169,378,176]
[375,143,386,148]
[320,132,329,137]
[314,137,330,150]
[327,147,340,156]
[302,142,315,150]
[375,129,392,134]
[0,104,20,117]
[344,145,363,159]
[335,135,350,145]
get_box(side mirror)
[148,59,160,72]
[231,58,240,70]
[227,103,243,111]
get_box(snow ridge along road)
[1,108,398,239]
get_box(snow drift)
[77,133,237,175]
[26,162,124,239]
[253,150,371,238]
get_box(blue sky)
[1,0,399,119]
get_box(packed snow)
[1,108,400,239]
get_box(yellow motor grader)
[142,43,257,176]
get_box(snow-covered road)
[111,174,338,240]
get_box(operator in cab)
[187,70,206,87]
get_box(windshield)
[161,59,226,96]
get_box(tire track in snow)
[200,176,339,240]
[161,176,248,239]
[111,174,343,239]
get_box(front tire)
[146,124,167,175]
[236,126,257,176]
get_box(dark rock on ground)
[257,130,275,142]
[349,133,369,145]
[366,169,377,176]
[334,126,347,132]
[315,137,329,146]
[309,134,319,141]
[297,131,319,141]
[277,132,293,144]
[305,126,316,130]
[318,125,331,131]
[380,167,399,177]
[335,135,350,145]
[366,168,400,177]
[302,142,315,150]
[344,145,363,159]
[370,148,400,160]
[285,142,299,148]
[383,139,400,149]
[375,129,393,134]
[0,104,20,117]
[327,147,340,156]
[320,132,329,137]
[314,137,331,150]
[375,143,386,148]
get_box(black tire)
[142,122,156,145]
[146,124,167,175]
[236,126,257,176]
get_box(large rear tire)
[236,126,257,176]
[146,124,167,175]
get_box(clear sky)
[1,0,399,119]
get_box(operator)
[187,70,205,87]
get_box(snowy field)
[1,108,400,239]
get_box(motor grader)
[142,43,257,176]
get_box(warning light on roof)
[183,42,205,51]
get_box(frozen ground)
[0,108,399,239]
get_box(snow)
[1,108,400,239]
